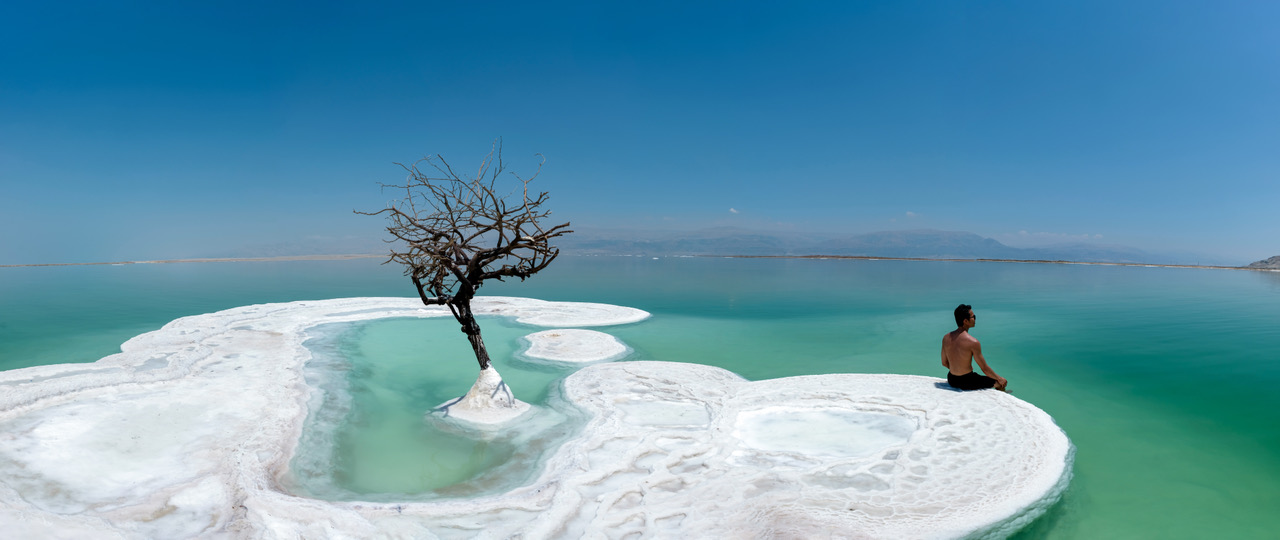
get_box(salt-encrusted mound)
[522,328,632,364]
[0,298,1069,539]
[549,362,1073,539]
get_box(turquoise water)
[285,317,585,501]
[3,257,1278,538]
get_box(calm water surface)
[2,256,1278,538]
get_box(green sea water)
[2,256,1278,538]
[285,316,585,501]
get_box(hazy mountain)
[557,227,1204,265]
[817,230,1023,259]
[1015,243,1156,264]
[1247,255,1280,269]
[202,226,1238,267]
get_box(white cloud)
[905,211,917,218]
[729,208,739,214]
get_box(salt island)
[0,297,1072,539]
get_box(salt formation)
[0,297,1070,539]
[522,328,631,364]
[549,362,1073,539]
[433,366,531,426]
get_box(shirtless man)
[942,304,1008,391]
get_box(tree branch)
[360,139,571,312]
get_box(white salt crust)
[551,362,1073,539]
[521,329,632,364]
[432,366,532,427]
[0,298,1070,539]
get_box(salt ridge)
[0,297,1070,539]
[521,329,632,364]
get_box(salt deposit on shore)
[522,329,632,364]
[0,297,1070,539]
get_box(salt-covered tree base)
[432,366,531,426]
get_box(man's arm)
[941,337,950,370]
[971,341,1008,389]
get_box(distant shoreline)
[0,254,384,268]
[3,252,1276,272]
[696,254,1280,272]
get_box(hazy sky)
[3,1,1277,264]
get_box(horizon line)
[0,254,385,268]
[2,252,1274,272]
[697,254,1274,272]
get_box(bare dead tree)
[358,141,572,370]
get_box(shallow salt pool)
[286,317,587,500]
[733,407,916,458]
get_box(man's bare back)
[941,305,1008,391]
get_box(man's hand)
[995,376,1008,392]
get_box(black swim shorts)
[947,371,997,390]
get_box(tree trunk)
[453,301,492,370]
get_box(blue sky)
[2,1,1277,264]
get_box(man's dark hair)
[954,304,973,327]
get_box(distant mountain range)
[210,227,1248,267]
[1247,255,1280,269]
[557,227,1227,266]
